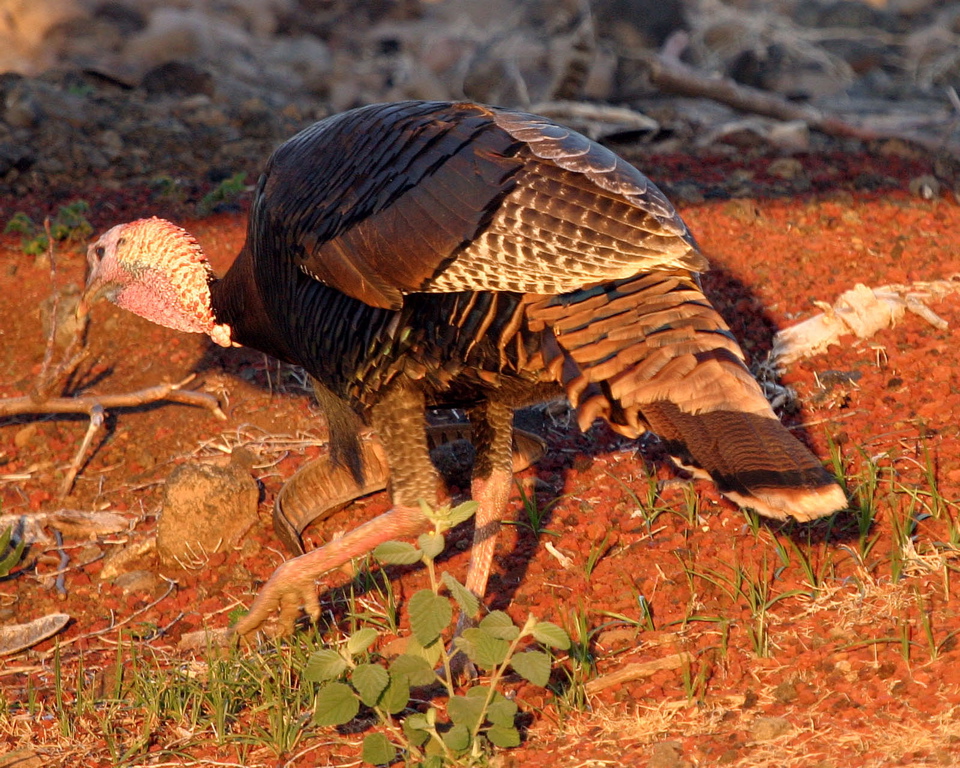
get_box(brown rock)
[648,741,689,768]
[750,716,794,742]
[157,457,259,567]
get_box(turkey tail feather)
[641,401,846,521]
[527,270,846,521]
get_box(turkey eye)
[95,246,105,259]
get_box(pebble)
[749,716,794,742]
[112,568,161,594]
[648,740,689,768]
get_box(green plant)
[680,651,714,704]
[583,532,615,580]
[504,482,562,537]
[0,524,26,577]
[692,555,804,657]
[599,469,671,529]
[301,500,570,766]
[550,600,595,716]
[198,171,248,215]
[741,507,763,537]
[775,533,831,599]
[149,174,187,202]
[5,201,93,256]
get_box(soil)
[3,147,960,767]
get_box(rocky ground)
[1,0,959,207]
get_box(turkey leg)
[234,383,440,639]
[463,400,516,603]
[273,422,546,555]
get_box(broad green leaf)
[313,682,359,726]
[404,712,431,731]
[373,541,422,565]
[408,589,452,648]
[446,500,478,528]
[422,754,444,768]
[351,663,389,707]
[417,531,445,560]
[302,649,347,682]
[402,716,431,747]
[0,526,26,577]
[441,571,479,618]
[532,621,571,650]
[380,673,411,715]
[442,723,471,753]
[447,694,485,729]
[487,697,518,727]
[487,723,521,748]
[480,611,520,641]
[510,650,551,687]
[362,732,397,766]
[455,628,508,669]
[390,654,437,687]
[403,635,443,667]
[347,627,379,656]
[465,684,494,699]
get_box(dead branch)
[59,404,104,497]
[635,50,960,158]
[772,277,960,366]
[584,652,691,694]
[0,375,227,420]
[31,219,90,403]
[1,229,228,497]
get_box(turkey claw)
[232,559,322,641]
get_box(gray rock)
[112,568,162,594]
[141,62,214,97]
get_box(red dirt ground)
[2,150,960,767]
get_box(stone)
[112,568,162,594]
[141,61,214,97]
[156,454,259,567]
[750,716,794,742]
[648,741,689,768]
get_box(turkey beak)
[77,242,107,322]
[76,290,92,324]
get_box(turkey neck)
[210,243,370,482]
[209,244,298,363]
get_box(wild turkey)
[82,100,846,638]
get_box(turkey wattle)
[82,100,847,638]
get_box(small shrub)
[301,500,570,766]
[198,171,248,215]
[5,201,93,256]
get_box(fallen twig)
[53,530,69,597]
[584,652,690,694]
[635,49,960,158]
[44,576,178,653]
[0,374,226,420]
[59,403,104,496]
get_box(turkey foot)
[233,503,430,639]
